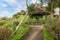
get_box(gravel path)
[23,25,43,40]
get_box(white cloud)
[16,7,21,12]
[14,5,26,14]
[5,0,18,6]
[0,11,12,17]
[5,0,23,11]
[0,0,26,17]
[2,11,9,14]
[32,0,40,4]
[0,4,8,7]
[5,0,17,4]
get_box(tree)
[1,17,8,20]
[49,0,60,16]
[57,0,60,14]
[39,0,59,17]
[28,4,35,14]
[35,0,37,7]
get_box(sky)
[0,0,40,18]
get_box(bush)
[13,21,19,26]
[0,28,12,40]
[0,22,4,26]
[43,27,54,40]
[43,17,60,40]
[39,16,46,24]
[11,24,30,40]
[30,17,37,24]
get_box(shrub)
[11,24,30,40]
[13,21,19,31]
[30,17,37,24]
[0,28,12,40]
[43,27,54,40]
[39,16,46,24]
[0,21,4,26]
[13,21,19,26]
[43,17,60,40]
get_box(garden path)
[23,24,43,40]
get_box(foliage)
[24,16,29,23]
[28,4,35,14]
[0,28,12,40]
[3,19,13,28]
[43,16,60,40]
[0,21,4,26]
[30,17,37,23]
[13,12,21,18]
[13,21,19,26]
[39,0,60,14]
[39,16,46,24]
[11,24,30,40]
[17,15,29,24]
[29,16,46,24]
[43,27,54,40]
[17,15,24,22]
[1,17,8,20]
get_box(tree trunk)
[35,0,37,7]
[50,0,54,18]
[59,8,60,15]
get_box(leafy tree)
[1,17,8,20]
[28,4,35,14]
[13,12,21,18]
[39,0,60,16]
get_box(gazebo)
[30,7,49,18]
[29,7,50,24]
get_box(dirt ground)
[23,25,43,40]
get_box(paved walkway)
[23,25,43,40]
